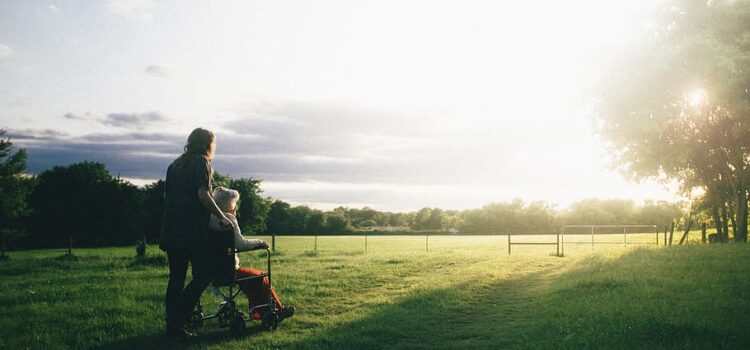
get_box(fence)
[507,232,561,256]
[560,225,660,256]
[261,225,660,255]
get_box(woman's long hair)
[174,127,215,169]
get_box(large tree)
[28,162,141,247]
[596,0,750,241]
[228,178,270,234]
[0,130,33,253]
[0,130,29,222]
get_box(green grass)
[0,237,748,349]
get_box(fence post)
[656,226,659,246]
[701,223,707,244]
[365,234,368,252]
[556,234,560,256]
[68,235,73,257]
[315,235,318,251]
[272,233,276,252]
[425,235,429,253]
[561,226,565,256]
[507,231,511,255]
[664,225,668,246]
[623,227,627,246]
[591,226,595,247]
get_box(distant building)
[369,226,412,232]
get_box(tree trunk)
[712,206,723,240]
[669,221,675,246]
[736,189,748,242]
[679,215,693,245]
[728,203,736,241]
[722,204,731,242]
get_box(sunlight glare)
[689,89,707,106]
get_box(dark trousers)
[165,248,213,330]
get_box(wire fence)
[254,225,666,255]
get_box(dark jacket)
[159,154,213,252]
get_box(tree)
[411,207,433,230]
[229,177,270,234]
[325,213,351,234]
[349,207,380,227]
[287,205,311,234]
[637,200,686,228]
[140,180,165,242]
[425,208,445,230]
[212,171,232,188]
[459,200,524,234]
[596,0,750,241]
[565,199,636,225]
[28,162,141,247]
[306,210,327,234]
[266,200,291,235]
[388,212,407,227]
[522,201,556,233]
[0,130,32,255]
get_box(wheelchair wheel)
[229,313,245,334]
[190,310,204,329]
[261,311,279,331]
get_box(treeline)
[0,131,687,249]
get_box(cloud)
[7,97,33,107]
[102,111,169,129]
[9,100,532,189]
[48,5,59,12]
[144,65,171,78]
[215,100,523,186]
[9,129,181,179]
[6,119,624,211]
[106,0,156,20]
[63,112,93,120]
[5,100,558,209]
[6,129,69,140]
[0,43,13,58]
[6,127,502,210]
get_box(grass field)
[1,236,748,349]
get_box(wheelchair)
[189,227,281,333]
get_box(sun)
[689,89,707,106]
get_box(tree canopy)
[596,0,750,241]
[0,130,30,226]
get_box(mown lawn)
[0,237,748,349]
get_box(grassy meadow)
[1,235,748,349]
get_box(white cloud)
[63,112,94,120]
[106,0,156,20]
[144,65,171,78]
[102,111,169,129]
[0,43,13,58]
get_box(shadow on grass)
[277,247,750,350]
[91,324,270,350]
[95,246,750,350]
[128,255,167,267]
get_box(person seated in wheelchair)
[209,186,295,322]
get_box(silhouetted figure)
[160,128,232,340]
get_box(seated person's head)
[213,187,240,214]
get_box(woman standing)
[160,128,232,339]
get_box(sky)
[0,0,678,212]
